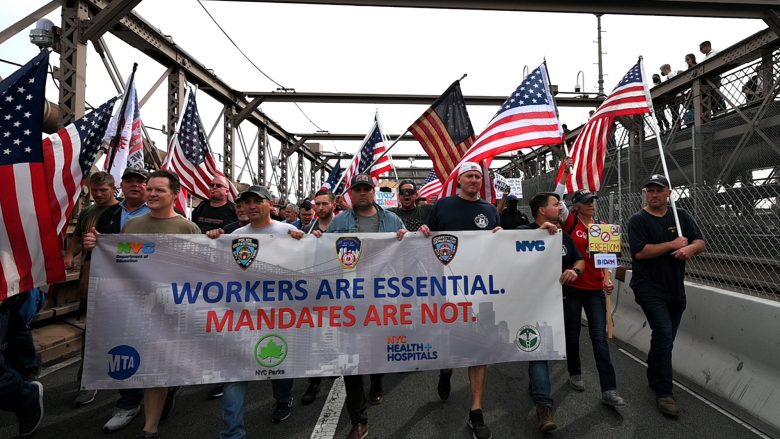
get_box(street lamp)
[29,18,59,51]
[575,71,585,94]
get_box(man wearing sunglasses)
[191,176,238,233]
[387,179,433,232]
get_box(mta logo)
[516,240,546,252]
[107,345,141,380]
[117,242,155,254]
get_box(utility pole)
[596,14,605,96]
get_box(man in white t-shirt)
[210,185,304,439]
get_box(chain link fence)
[592,183,780,301]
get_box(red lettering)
[399,304,413,324]
[296,307,314,328]
[279,308,296,329]
[421,303,437,323]
[363,305,381,326]
[257,308,275,329]
[382,305,399,325]
[342,305,357,327]
[457,302,473,322]
[206,310,233,333]
[440,303,458,323]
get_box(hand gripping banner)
[83,230,564,389]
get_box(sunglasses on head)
[399,188,416,196]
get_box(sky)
[0,0,767,194]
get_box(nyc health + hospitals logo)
[515,325,541,352]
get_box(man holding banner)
[324,173,407,439]
[628,174,705,417]
[419,162,501,439]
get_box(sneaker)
[272,400,293,423]
[368,383,383,405]
[601,390,627,407]
[301,383,320,405]
[103,405,141,432]
[656,396,679,417]
[206,384,224,400]
[466,409,492,439]
[568,374,585,392]
[346,422,368,439]
[437,369,452,401]
[135,431,159,439]
[535,404,557,433]
[160,386,179,421]
[73,389,98,407]
[18,381,44,437]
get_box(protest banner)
[495,178,523,199]
[83,230,564,389]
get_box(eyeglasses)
[209,183,226,188]
[399,188,416,196]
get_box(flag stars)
[23,112,31,118]
[24,147,31,153]
[3,148,10,155]
[17,87,25,93]
[5,96,13,102]
[13,139,21,145]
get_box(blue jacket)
[326,204,405,233]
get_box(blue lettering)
[294,280,308,300]
[142,242,156,254]
[226,281,242,302]
[335,279,351,299]
[316,280,334,300]
[203,282,224,303]
[516,240,546,252]
[171,282,201,304]
[401,277,415,297]
[471,275,487,295]
[430,276,447,297]
[416,277,428,297]
[262,280,276,301]
[353,278,365,299]
[374,278,386,298]
[278,280,293,301]
[245,281,261,302]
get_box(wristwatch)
[573,267,583,276]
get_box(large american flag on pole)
[441,64,562,197]
[163,90,237,201]
[341,114,393,205]
[409,81,474,182]
[1,51,117,298]
[103,72,144,183]
[558,60,651,192]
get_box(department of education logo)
[336,237,362,269]
[432,234,458,265]
[254,334,288,368]
[515,325,541,352]
[474,213,489,229]
[232,238,259,270]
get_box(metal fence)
[592,184,780,301]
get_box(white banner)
[83,231,564,389]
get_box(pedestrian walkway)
[0,336,768,438]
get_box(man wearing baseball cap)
[322,173,406,439]
[628,174,705,417]
[419,162,501,439]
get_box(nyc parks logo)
[254,334,288,368]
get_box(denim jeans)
[635,293,686,397]
[344,374,383,425]
[220,379,293,439]
[563,286,617,392]
[528,361,553,407]
[0,295,39,415]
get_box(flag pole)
[375,110,399,181]
[106,62,138,172]
[639,56,683,237]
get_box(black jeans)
[635,294,686,397]
[343,374,383,425]
[563,287,617,392]
[0,295,40,415]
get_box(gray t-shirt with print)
[233,220,297,235]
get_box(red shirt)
[563,214,605,291]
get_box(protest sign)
[587,224,622,254]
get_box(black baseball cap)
[572,190,598,204]
[237,185,273,201]
[349,173,375,190]
[121,167,149,180]
[644,174,670,188]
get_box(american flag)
[321,159,342,191]
[341,115,394,205]
[442,64,562,197]
[417,170,442,199]
[409,81,474,182]
[559,60,651,192]
[103,72,144,183]
[163,91,237,202]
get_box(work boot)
[657,396,679,417]
[536,404,557,433]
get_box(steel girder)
[210,0,775,19]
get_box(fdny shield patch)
[232,238,259,270]
[432,234,458,265]
[336,237,362,269]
